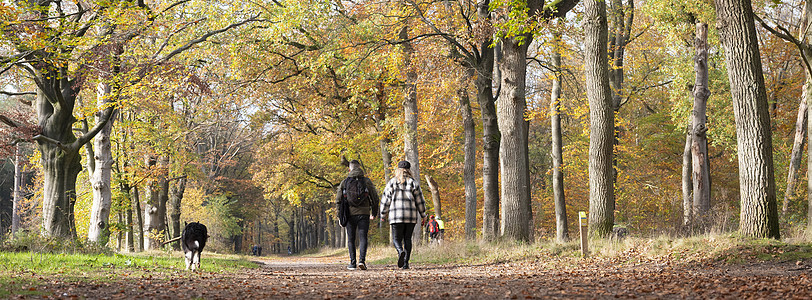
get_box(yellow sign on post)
[579,211,588,257]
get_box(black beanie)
[397,161,411,169]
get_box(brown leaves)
[14,254,812,299]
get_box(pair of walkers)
[335,160,426,270]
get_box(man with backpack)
[427,215,439,244]
[335,160,379,270]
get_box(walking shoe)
[347,264,357,270]
[358,262,367,270]
[397,251,406,268]
[400,263,410,270]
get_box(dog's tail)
[194,240,200,249]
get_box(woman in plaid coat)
[380,160,426,269]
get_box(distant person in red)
[380,160,427,269]
[427,215,439,244]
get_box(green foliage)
[0,250,257,281]
[490,0,536,43]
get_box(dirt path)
[22,254,812,299]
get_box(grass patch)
[0,251,256,279]
[314,233,812,268]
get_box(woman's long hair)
[394,167,413,184]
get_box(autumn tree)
[549,26,568,243]
[715,0,780,239]
[491,0,578,242]
[583,0,615,237]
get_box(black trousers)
[391,223,416,264]
[346,214,370,265]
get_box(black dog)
[181,222,208,271]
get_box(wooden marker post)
[579,211,588,257]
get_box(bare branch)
[755,14,812,81]
[0,114,20,128]
[0,91,36,96]
[157,15,261,62]
[405,0,475,62]
[150,18,208,60]
[70,106,116,152]
[33,134,68,150]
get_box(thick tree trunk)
[497,35,532,242]
[39,140,82,238]
[715,0,780,239]
[35,84,84,238]
[682,131,693,226]
[477,47,500,242]
[399,25,423,244]
[458,79,477,240]
[474,0,500,242]
[88,82,117,244]
[691,22,712,223]
[143,156,169,250]
[550,29,568,243]
[11,144,24,234]
[168,176,186,250]
[584,0,616,238]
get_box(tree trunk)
[715,0,780,239]
[116,211,123,251]
[375,86,393,185]
[273,216,280,253]
[133,185,144,252]
[497,34,532,242]
[87,82,117,244]
[682,131,693,226]
[126,196,135,252]
[802,0,812,239]
[39,138,83,238]
[11,143,24,235]
[787,0,812,215]
[608,0,634,184]
[550,29,569,243]
[35,81,85,238]
[473,0,500,242]
[584,0,616,238]
[785,93,807,215]
[168,176,186,250]
[458,78,477,240]
[425,175,443,219]
[374,88,392,230]
[399,25,423,244]
[477,42,500,242]
[691,22,712,223]
[143,155,168,250]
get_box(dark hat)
[397,160,411,169]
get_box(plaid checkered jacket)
[380,177,426,224]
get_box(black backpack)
[343,176,370,207]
